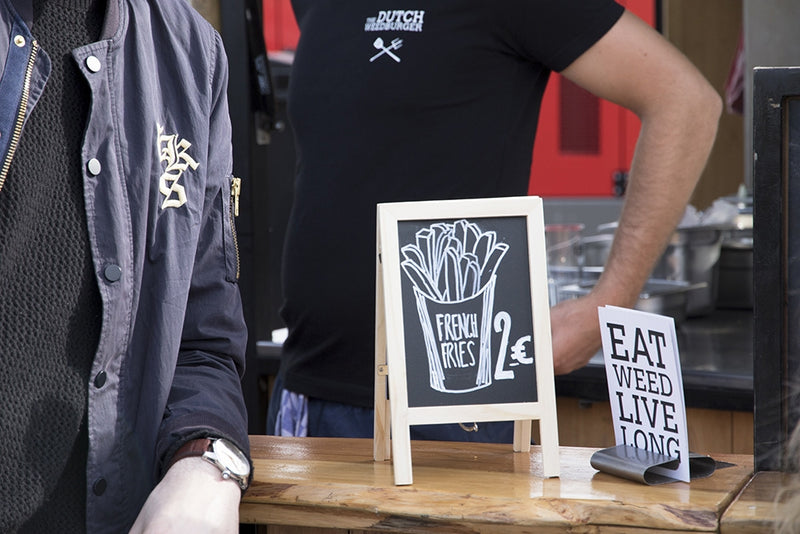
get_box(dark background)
[220,0,295,434]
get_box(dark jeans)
[266,374,516,443]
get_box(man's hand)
[550,296,604,375]
[129,456,241,534]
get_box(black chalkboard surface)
[397,216,538,408]
[374,196,559,485]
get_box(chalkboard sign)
[397,215,538,407]
[374,196,559,485]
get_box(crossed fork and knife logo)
[370,37,403,62]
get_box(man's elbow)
[687,76,723,135]
[701,81,723,125]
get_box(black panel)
[752,67,800,471]
[221,0,290,435]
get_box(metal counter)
[556,309,754,412]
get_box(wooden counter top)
[720,471,796,533]
[241,436,754,533]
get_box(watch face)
[213,439,250,476]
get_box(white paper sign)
[598,305,690,483]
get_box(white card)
[598,305,690,483]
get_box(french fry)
[472,231,495,272]
[460,253,481,298]
[453,219,466,246]
[478,242,509,290]
[415,228,436,279]
[444,248,463,301]
[401,260,441,301]
[463,222,480,258]
[431,223,450,282]
[401,244,429,274]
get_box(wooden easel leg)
[374,245,392,461]
[513,420,532,452]
[390,418,413,485]
[373,372,391,461]
[538,414,561,478]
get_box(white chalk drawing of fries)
[401,220,509,393]
[401,220,508,302]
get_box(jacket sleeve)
[155,27,250,475]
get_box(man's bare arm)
[550,10,722,374]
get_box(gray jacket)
[0,0,249,530]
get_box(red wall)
[529,0,655,196]
[261,0,299,52]
[261,0,656,197]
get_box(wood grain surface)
[720,470,797,533]
[241,436,754,533]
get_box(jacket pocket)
[222,174,241,282]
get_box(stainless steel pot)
[581,224,724,316]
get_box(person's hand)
[129,456,241,534]
[549,296,603,375]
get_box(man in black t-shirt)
[270,0,721,440]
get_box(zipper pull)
[231,176,242,217]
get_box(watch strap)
[166,438,212,471]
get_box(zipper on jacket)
[230,176,242,279]
[0,40,39,193]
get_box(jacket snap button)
[13,35,25,47]
[87,158,102,176]
[104,264,122,282]
[93,478,107,496]
[86,55,102,73]
[94,371,107,388]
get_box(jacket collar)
[10,0,32,28]
[9,0,120,40]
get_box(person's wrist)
[167,456,243,494]
[591,272,642,309]
[166,437,251,491]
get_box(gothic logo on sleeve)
[157,123,199,209]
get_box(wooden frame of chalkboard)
[374,196,559,485]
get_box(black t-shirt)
[280,0,625,406]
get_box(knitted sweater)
[0,0,104,531]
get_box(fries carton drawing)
[401,220,509,393]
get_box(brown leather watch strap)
[166,438,211,471]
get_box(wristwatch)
[170,437,251,491]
